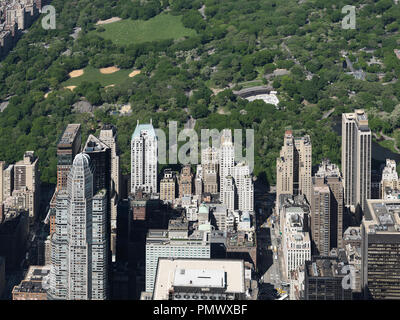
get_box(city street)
[255,186,288,299]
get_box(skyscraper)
[13,151,39,222]
[380,159,399,199]
[83,135,112,265]
[178,165,192,198]
[56,124,81,191]
[49,153,109,300]
[99,125,121,229]
[233,162,254,213]
[145,219,210,293]
[276,131,312,204]
[48,124,82,236]
[194,165,203,196]
[3,164,14,200]
[342,110,371,212]
[222,175,236,213]
[311,185,331,256]
[160,169,176,203]
[91,189,108,300]
[362,199,400,300]
[202,147,218,194]
[83,135,111,195]
[304,256,353,300]
[219,130,235,205]
[313,160,344,250]
[282,206,311,279]
[131,120,157,194]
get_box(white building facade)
[282,207,311,280]
[131,120,158,194]
[49,153,109,300]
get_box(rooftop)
[173,268,225,289]
[131,120,156,140]
[315,159,341,179]
[364,199,400,234]
[57,124,81,148]
[343,227,362,241]
[306,257,347,278]
[12,265,51,295]
[153,258,245,300]
[168,219,189,231]
[84,134,110,153]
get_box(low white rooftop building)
[153,258,246,300]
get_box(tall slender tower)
[222,175,236,213]
[313,160,344,249]
[131,120,157,194]
[276,131,312,204]
[178,165,193,198]
[311,185,331,256]
[13,151,40,221]
[99,125,120,263]
[219,130,234,205]
[342,109,371,212]
[56,124,81,191]
[49,153,108,300]
[99,125,120,198]
[233,162,254,213]
[202,147,218,194]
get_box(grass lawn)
[63,66,134,87]
[238,80,264,89]
[93,13,197,46]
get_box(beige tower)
[160,169,176,202]
[380,159,399,198]
[202,147,218,194]
[223,175,236,213]
[276,131,312,204]
[14,151,39,221]
[342,110,371,212]
[99,125,120,228]
[3,165,14,200]
[313,160,344,250]
[99,125,120,196]
[219,130,235,203]
[194,165,203,196]
[311,185,331,256]
[178,165,193,198]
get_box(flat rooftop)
[364,199,400,234]
[313,185,330,193]
[146,229,209,246]
[306,257,345,278]
[57,124,81,148]
[12,265,51,295]
[13,280,47,294]
[168,219,189,231]
[153,258,245,300]
[25,265,50,281]
[173,268,225,289]
[343,227,362,241]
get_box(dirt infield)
[69,69,84,78]
[100,66,120,74]
[96,17,122,25]
[129,70,141,77]
[65,86,77,91]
